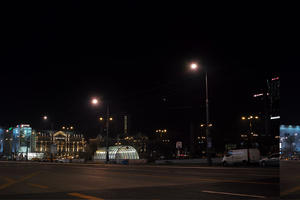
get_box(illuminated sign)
[271,116,280,120]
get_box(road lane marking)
[27,183,49,189]
[55,165,278,178]
[0,171,41,190]
[202,190,266,199]
[68,166,277,177]
[68,193,104,200]
[85,172,277,185]
[281,185,300,196]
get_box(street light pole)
[242,115,259,163]
[205,72,212,166]
[190,63,212,166]
[105,104,110,163]
[91,97,112,163]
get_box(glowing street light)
[91,98,99,105]
[190,63,198,70]
[241,114,260,162]
[43,116,48,120]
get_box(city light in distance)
[43,116,48,120]
[242,115,259,120]
[155,129,167,133]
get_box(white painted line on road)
[202,190,266,199]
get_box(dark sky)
[0,2,294,142]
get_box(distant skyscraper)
[3,128,13,156]
[267,76,280,119]
[253,76,280,135]
[13,124,32,153]
[124,115,128,136]
[0,127,4,153]
[253,76,280,153]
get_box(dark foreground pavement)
[280,160,300,199]
[0,161,279,200]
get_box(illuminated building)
[280,125,300,154]
[12,124,32,154]
[252,76,280,154]
[34,130,87,158]
[1,124,87,159]
[0,127,4,153]
[3,128,13,156]
[94,145,139,160]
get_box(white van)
[222,148,260,166]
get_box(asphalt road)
[0,161,279,200]
[280,160,300,199]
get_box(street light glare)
[190,63,198,70]
[91,98,99,105]
[43,116,48,120]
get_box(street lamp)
[42,115,55,161]
[91,98,99,105]
[190,62,212,166]
[91,97,111,163]
[241,115,259,162]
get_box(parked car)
[56,158,70,163]
[222,148,260,166]
[41,158,51,162]
[260,153,279,167]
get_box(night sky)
[0,2,293,143]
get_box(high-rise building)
[0,127,4,153]
[253,76,280,153]
[12,124,32,154]
[3,128,13,156]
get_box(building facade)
[280,125,300,155]
[34,130,87,158]
[0,127,3,153]
[0,124,87,159]
[252,76,280,154]
[12,124,32,154]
